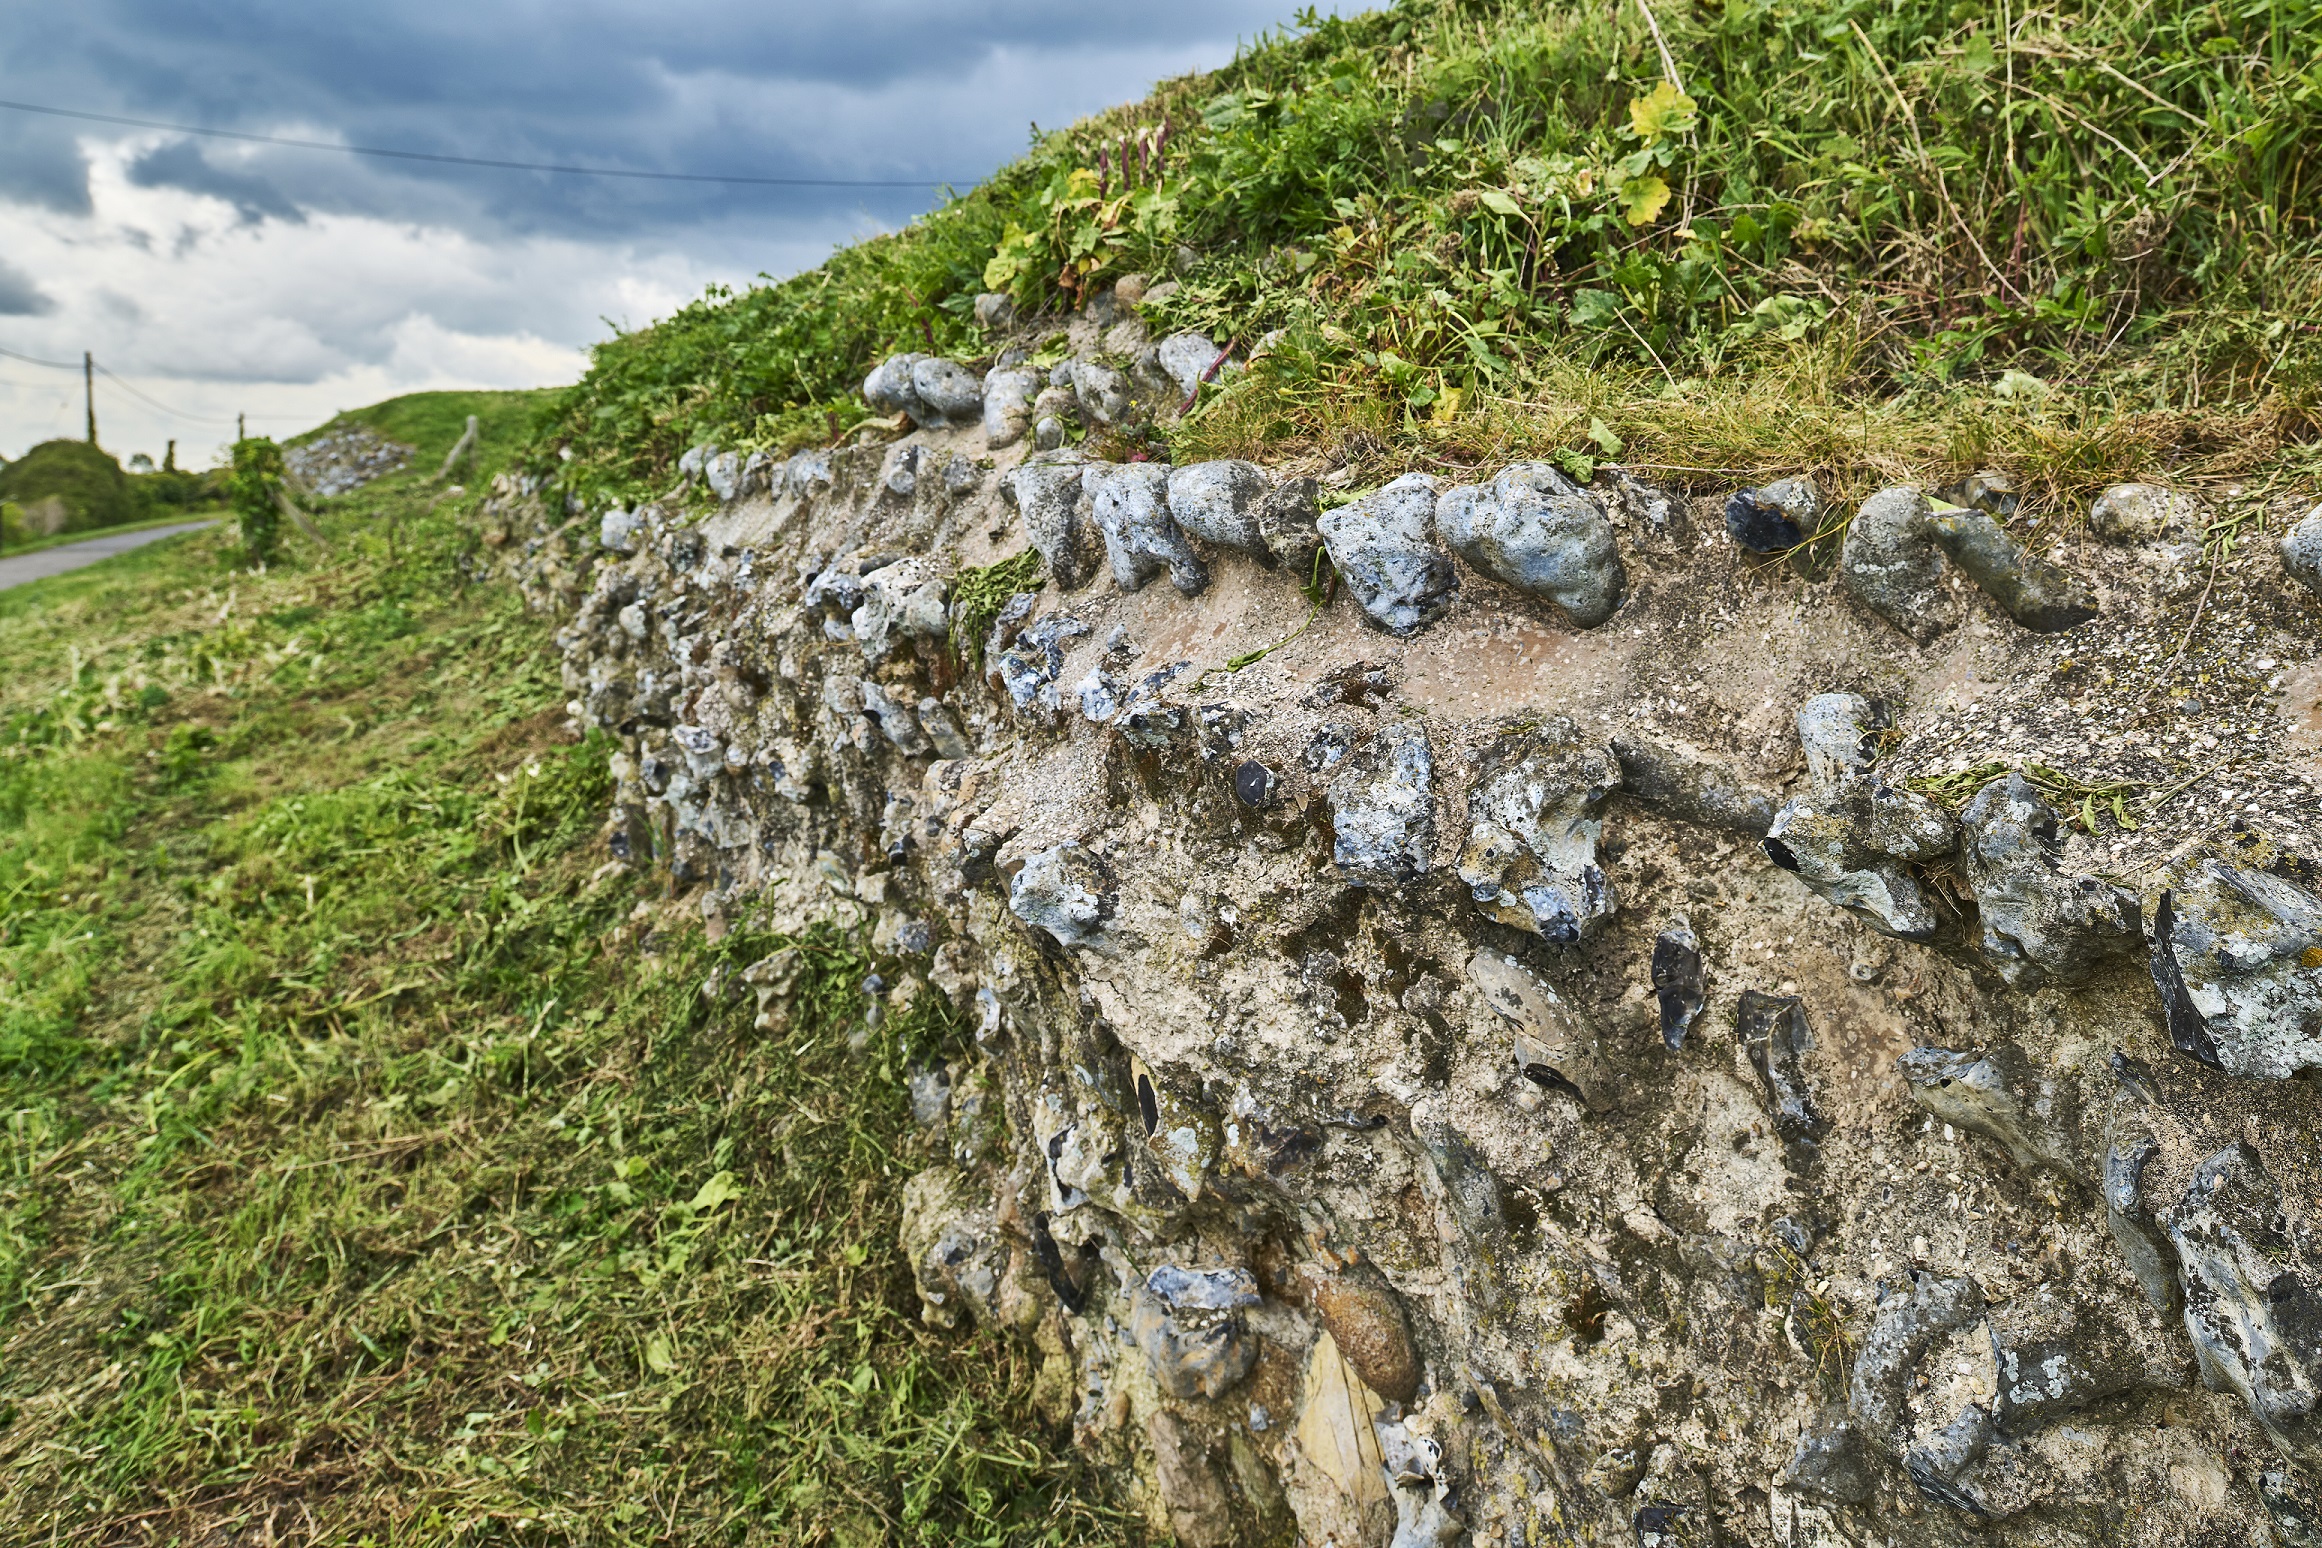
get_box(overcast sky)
[0,1,1325,464]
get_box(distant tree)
[229,437,285,566]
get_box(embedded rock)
[1849,1273,1988,1455]
[1088,461,1207,595]
[1470,949,1604,1104]
[1764,695,1956,941]
[1609,733,1781,836]
[2103,1116,2182,1316]
[1738,991,1821,1148]
[2146,837,2322,1078]
[1724,477,1821,552]
[901,1167,1013,1332]
[2284,504,2322,599]
[1650,918,1704,1050]
[2091,482,2201,543]
[1454,720,1620,942]
[1295,1257,1421,1405]
[1156,331,1225,397]
[1897,1045,2074,1178]
[1131,1264,1261,1401]
[1840,486,1953,642]
[991,609,1088,723]
[1928,507,2099,632]
[1327,724,1435,888]
[982,365,1040,448]
[2163,1143,2322,1460]
[1958,773,2141,986]
[1435,461,1627,627]
[1251,475,1323,570]
[1165,460,1270,557]
[1001,455,1102,590]
[1067,360,1134,425]
[1009,844,1116,951]
[1317,473,1456,635]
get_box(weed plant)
[0,399,1121,1545]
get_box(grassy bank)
[0,410,1119,1544]
[532,0,2322,513]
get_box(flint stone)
[1455,722,1621,942]
[600,507,642,553]
[1166,460,1270,556]
[1088,462,1207,595]
[1319,473,1457,635]
[1795,691,1882,786]
[859,680,933,757]
[677,443,711,478]
[992,610,1089,723]
[1132,1265,1260,1400]
[1958,773,2141,986]
[1738,991,1822,1147]
[911,357,984,427]
[705,450,741,503]
[1985,1283,2187,1435]
[1070,360,1134,425]
[852,558,948,662]
[1841,487,1953,643]
[1767,695,1954,940]
[1929,508,2098,632]
[981,366,1040,449]
[2104,1116,2181,1316]
[900,1166,1005,1331]
[1253,475,1324,570]
[1610,734,1781,835]
[1942,469,2021,518]
[1328,724,1435,889]
[2260,1470,2322,1548]
[1156,331,1225,397]
[1469,950,1601,1104]
[1001,454,1102,591]
[2145,840,2322,1078]
[2091,482,2200,543]
[863,353,925,418]
[1651,918,1705,1051]
[917,698,973,759]
[1725,477,1821,552]
[2283,505,2322,599]
[1786,1421,1875,1504]
[1435,462,1627,627]
[1897,1045,2072,1177]
[1849,1273,1986,1452]
[1009,844,1116,951]
[2163,1142,2322,1459]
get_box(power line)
[0,97,977,189]
[0,342,81,371]
[92,363,241,426]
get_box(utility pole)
[237,413,245,442]
[83,352,96,445]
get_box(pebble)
[1088,462,1207,595]
[1318,473,1457,635]
[1840,487,1953,642]
[1001,454,1103,591]
[1436,461,1627,627]
[1723,477,1820,553]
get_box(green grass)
[295,391,558,485]
[525,0,2322,518]
[0,417,1122,1544]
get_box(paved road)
[0,521,217,592]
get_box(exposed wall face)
[481,299,2322,1547]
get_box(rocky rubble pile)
[478,276,2322,1547]
[286,427,413,496]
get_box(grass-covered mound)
[0,439,141,536]
[294,388,554,479]
[534,0,2322,513]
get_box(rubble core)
[481,285,2322,1548]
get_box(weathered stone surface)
[1738,991,1821,1147]
[1156,331,1224,397]
[1009,843,1115,951]
[2091,482,2201,542]
[1435,462,1627,626]
[1131,1264,1260,1400]
[1454,720,1620,942]
[2284,503,2322,599]
[1327,723,1434,888]
[1089,461,1207,595]
[1317,473,1456,635]
[1898,1044,2073,1177]
[2164,1143,2322,1460]
[1068,359,1134,425]
[1165,460,1269,556]
[1929,507,2099,632]
[1841,486,1952,641]
[1470,948,1604,1104]
[1610,733,1780,835]
[1001,454,1102,590]
[1724,477,1821,552]
[2103,1115,2181,1316]
[1296,1256,1421,1404]
[1650,917,1704,1050]
[2145,837,2322,1078]
[981,364,1040,448]
[1959,773,2141,986]
[1765,693,1956,940]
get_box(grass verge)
[0,417,1122,1545]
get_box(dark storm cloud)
[2,0,1314,244]
[127,140,305,224]
[0,258,55,316]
